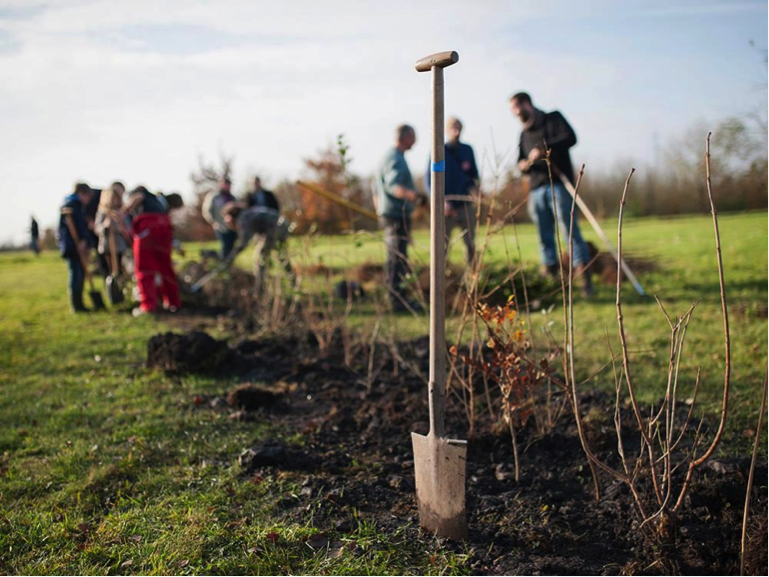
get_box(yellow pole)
[296,180,379,221]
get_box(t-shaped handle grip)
[415,51,459,72]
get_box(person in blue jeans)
[510,92,593,296]
[58,183,95,312]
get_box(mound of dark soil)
[147,331,230,373]
[214,330,765,576]
[351,262,384,283]
[227,384,282,411]
[151,323,767,575]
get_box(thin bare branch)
[741,368,768,576]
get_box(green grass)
[0,253,470,574]
[0,211,766,574]
[282,211,766,431]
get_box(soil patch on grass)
[161,329,766,575]
[147,331,232,373]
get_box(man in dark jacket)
[30,216,40,255]
[511,92,593,296]
[244,176,280,212]
[58,183,94,312]
[426,116,479,266]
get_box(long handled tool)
[105,224,124,305]
[296,180,379,221]
[188,246,245,293]
[554,169,646,296]
[62,209,106,310]
[411,50,468,541]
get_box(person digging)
[123,187,185,316]
[220,202,294,297]
[510,91,594,297]
[58,182,95,313]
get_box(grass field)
[0,211,766,574]
[285,210,767,428]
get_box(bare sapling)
[447,143,581,467]
[740,368,767,576]
[565,133,732,543]
[295,236,354,357]
[544,151,601,500]
[445,146,541,438]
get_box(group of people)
[374,91,592,311]
[58,182,184,315]
[56,91,590,316]
[202,176,293,296]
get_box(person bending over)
[221,202,293,297]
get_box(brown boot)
[575,265,594,297]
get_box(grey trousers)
[446,203,476,266]
[380,215,411,306]
[252,233,292,296]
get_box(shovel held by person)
[411,50,468,541]
[105,223,124,305]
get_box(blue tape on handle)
[431,160,445,172]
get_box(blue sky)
[0,0,766,242]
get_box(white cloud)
[0,0,763,242]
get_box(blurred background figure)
[426,116,479,267]
[511,91,593,296]
[221,202,293,297]
[30,216,39,256]
[94,182,131,277]
[203,177,237,259]
[376,123,422,313]
[124,187,184,316]
[58,183,94,313]
[244,176,280,212]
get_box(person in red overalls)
[123,187,184,316]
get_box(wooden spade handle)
[415,51,459,72]
[108,223,119,275]
[428,64,447,438]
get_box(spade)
[105,223,124,305]
[411,50,467,541]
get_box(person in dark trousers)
[30,216,40,255]
[221,202,294,297]
[375,124,423,313]
[58,183,94,312]
[124,187,184,316]
[203,177,238,259]
[511,92,593,296]
[425,116,479,267]
[243,176,280,212]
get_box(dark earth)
[148,318,768,576]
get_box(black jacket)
[518,110,577,189]
[245,188,280,212]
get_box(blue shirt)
[425,141,479,208]
[375,147,415,219]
